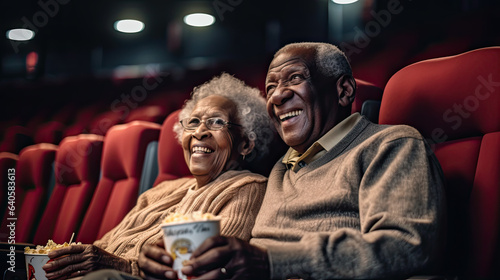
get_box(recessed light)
[6,29,35,41]
[114,19,145,33]
[332,0,358,4]
[183,13,215,27]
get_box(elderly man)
[139,42,446,280]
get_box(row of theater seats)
[0,90,190,155]
[0,111,192,247]
[1,47,499,279]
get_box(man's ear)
[336,75,356,107]
[240,139,255,158]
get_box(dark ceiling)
[1,0,498,78]
[1,0,499,122]
[0,0,323,72]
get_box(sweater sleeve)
[265,134,446,279]
[93,194,149,250]
[218,181,267,241]
[93,179,184,250]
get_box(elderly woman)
[42,73,273,279]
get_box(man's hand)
[138,239,177,280]
[42,244,130,280]
[181,236,270,280]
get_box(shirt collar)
[282,113,362,170]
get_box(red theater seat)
[352,79,383,123]
[153,110,191,187]
[1,144,57,243]
[138,109,191,195]
[379,47,500,279]
[124,105,168,124]
[0,126,34,154]
[88,111,123,136]
[351,79,383,113]
[77,121,160,243]
[34,121,65,144]
[33,135,104,245]
[64,104,103,137]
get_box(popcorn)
[163,211,219,224]
[24,239,82,254]
[161,211,221,280]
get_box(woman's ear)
[337,75,356,107]
[240,139,255,158]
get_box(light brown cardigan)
[94,170,267,276]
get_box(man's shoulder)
[373,123,423,140]
[362,119,424,143]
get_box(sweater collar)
[282,113,362,171]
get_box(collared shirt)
[282,113,362,172]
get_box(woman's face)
[181,95,242,186]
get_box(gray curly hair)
[173,73,274,161]
[275,42,353,79]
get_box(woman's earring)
[242,154,246,161]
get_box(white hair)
[173,73,274,161]
[275,42,352,79]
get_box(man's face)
[265,50,337,153]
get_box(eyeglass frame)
[179,117,242,131]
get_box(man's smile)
[279,110,303,122]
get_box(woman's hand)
[138,239,178,280]
[181,236,270,280]
[42,244,131,279]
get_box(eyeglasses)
[180,117,241,131]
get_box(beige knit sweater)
[251,117,446,279]
[93,170,267,276]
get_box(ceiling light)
[114,19,145,33]
[183,13,215,27]
[6,29,35,41]
[332,0,359,4]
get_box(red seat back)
[77,121,160,243]
[63,103,103,137]
[379,47,500,278]
[33,135,104,245]
[352,78,383,124]
[8,144,57,243]
[351,78,383,114]
[34,121,65,144]
[153,110,191,186]
[88,111,123,136]
[0,126,34,154]
[124,105,168,124]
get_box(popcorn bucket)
[25,253,50,280]
[161,219,220,280]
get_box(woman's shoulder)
[142,177,195,197]
[217,169,267,184]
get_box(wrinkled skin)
[138,239,178,280]
[139,237,269,280]
[265,47,355,153]
[181,95,248,188]
[42,244,131,279]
